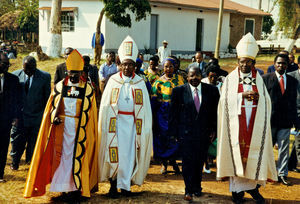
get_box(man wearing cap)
[98,36,152,198]
[24,50,99,201]
[217,33,277,204]
[158,40,171,63]
[263,54,300,186]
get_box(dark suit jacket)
[54,62,67,84]
[288,70,300,118]
[13,69,51,127]
[0,72,21,124]
[168,83,219,148]
[263,72,299,128]
[186,61,207,77]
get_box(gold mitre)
[66,49,84,71]
[236,33,259,60]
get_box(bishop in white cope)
[98,36,152,198]
[217,33,277,204]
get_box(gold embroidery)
[124,41,133,56]
[110,88,119,104]
[109,147,118,163]
[136,119,142,135]
[109,117,116,133]
[135,89,143,105]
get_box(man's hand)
[242,90,259,101]
[53,117,62,125]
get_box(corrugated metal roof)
[150,0,271,16]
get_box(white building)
[38,0,268,57]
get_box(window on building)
[244,18,255,35]
[61,11,75,32]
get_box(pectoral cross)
[240,139,246,148]
[125,96,130,103]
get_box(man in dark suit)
[0,53,21,182]
[10,56,51,169]
[186,52,207,77]
[169,66,219,201]
[54,47,73,84]
[83,55,101,106]
[263,54,300,186]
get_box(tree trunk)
[284,25,300,52]
[47,0,62,58]
[94,8,105,65]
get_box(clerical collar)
[122,75,132,82]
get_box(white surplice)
[50,83,79,192]
[217,67,277,193]
[116,75,136,191]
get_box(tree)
[0,0,16,17]
[18,0,39,33]
[47,0,62,57]
[262,15,274,35]
[276,0,300,51]
[94,0,151,65]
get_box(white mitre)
[118,35,138,63]
[236,33,259,60]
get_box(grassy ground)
[2,54,300,203]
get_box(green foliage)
[102,0,151,27]
[17,0,39,33]
[0,0,16,17]
[277,0,299,38]
[262,15,274,34]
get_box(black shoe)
[232,191,245,204]
[194,191,202,197]
[184,193,193,201]
[289,168,300,173]
[120,189,133,197]
[278,176,292,186]
[108,179,119,198]
[246,188,265,204]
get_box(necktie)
[194,88,200,112]
[25,77,30,94]
[279,75,285,95]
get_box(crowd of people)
[0,33,299,204]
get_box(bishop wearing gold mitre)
[24,50,98,201]
[217,33,277,204]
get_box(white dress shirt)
[189,83,202,106]
[275,71,286,90]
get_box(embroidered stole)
[238,69,258,168]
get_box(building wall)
[229,13,263,48]
[39,0,104,54]
[105,6,231,54]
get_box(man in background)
[187,52,207,77]
[10,56,51,170]
[54,47,73,84]
[158,40,171,63]
[98,51,118,93]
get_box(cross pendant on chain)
[125,96,130,103]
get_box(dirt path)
[0,159,299,203]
